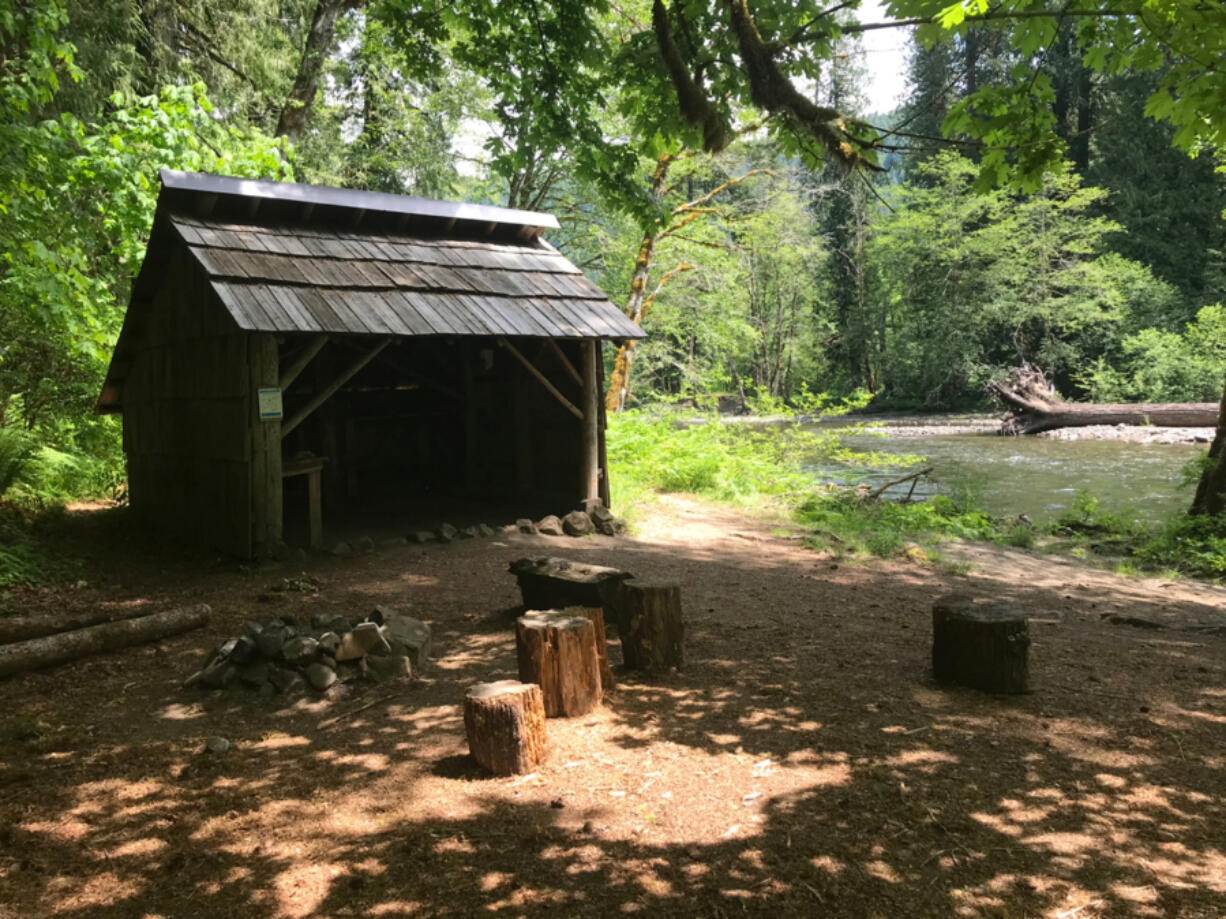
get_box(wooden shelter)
[97,171,644,558]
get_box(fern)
[0,428,33,499]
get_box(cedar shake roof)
[97,171,643,413]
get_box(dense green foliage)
[1,0,1225,582]
[607,403,879,506]
[1080,306,1226,404]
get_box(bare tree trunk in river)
[987,366,1219,436]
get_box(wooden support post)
[281,338,390,437]
[462,344,478,491]
[463,680,547,776]
[580,339,600,511]
[513,357,532,493]
[932,595,1030,694]
[499,338,583,420]
[516,610,602,717]
[618,579,684,673]
[597,354,611,509]
[249,333,282,556]
[307,468,322,549]
[278,334,329,390]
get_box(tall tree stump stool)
[463,680,547,776]
[932,594,1030,694]
[509,557,631,628]
[571,606,615,689]
[618,579,684,673]
[516,610,602,716]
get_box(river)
[804,415,1208,524]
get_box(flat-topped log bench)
[932,594,1030,694]
[509,556,631,626]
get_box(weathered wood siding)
[121,248,274,557]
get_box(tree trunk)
[988,366,1219,435]
[617,579,684,673]
[0,605,211,679]
[606,234,657,414]
[607,152,676,413]
[1191,376,1226,516]
[515,610,602,717]
[463,680,547,776]
[276,0,361,143]
[932,595,1029,694]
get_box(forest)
[4,5,1226,918]
[0,0,1223,507]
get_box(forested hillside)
[1,0,1223,503]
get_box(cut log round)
[463,680,547,776]
[0,604,212,679]
[515,610,602,717]
[509,556,630,625]
[987,365,1218,435]
[618,579,684,673]
[931,595,1029,694]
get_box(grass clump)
[1137,513,1226,580]
[1052,491,1144,539]
[795,491,1001,558]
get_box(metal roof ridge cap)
[158,170,560,230]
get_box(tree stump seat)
[509,556,631,628]
[932,594,1030,694]
[463,680,547,776]
[516,609,603,716]
[618,579,684,673]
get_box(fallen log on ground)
[987,365,1218,435]
[0,604,211,679]
[0,606,154,645]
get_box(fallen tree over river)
[988,366,1220,436]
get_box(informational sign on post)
[258,387,283,421]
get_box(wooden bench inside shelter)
[282,455,326,549]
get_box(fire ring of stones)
[185,605,431,696]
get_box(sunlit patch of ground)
[0,493,1223,916]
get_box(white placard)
[258,387,283,420]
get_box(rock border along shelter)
[97,171,644,558]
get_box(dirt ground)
[1,494,1225,919]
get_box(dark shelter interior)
[279,335,597,541]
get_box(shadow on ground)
[1,501,1224,917]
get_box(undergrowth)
[608,411,1226,581]
[0,506,52,590]
[794,491,1002,559]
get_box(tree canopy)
[1,0,1224,512]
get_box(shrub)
[1138,514,1226,580]
[0,428,34,499]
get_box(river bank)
[708,411,1216,444]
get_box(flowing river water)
[802,414,1210,524]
